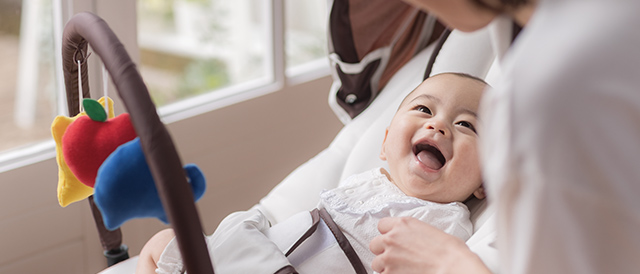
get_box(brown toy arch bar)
[61,12,214,274]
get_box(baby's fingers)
[370,251,386,273]
[377,217,401,234]
[370,234,385,255]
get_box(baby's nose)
[426,123,447,136]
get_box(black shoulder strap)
[424,20,522,81]
[423,28,452,80]
[512,21,523,42]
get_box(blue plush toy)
[94,137,206,230]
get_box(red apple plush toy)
[63,98,137,188]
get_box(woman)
[370,0,640,273]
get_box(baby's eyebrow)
[460,108,478,119]
[408,94,440,105]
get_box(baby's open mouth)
[414,143,446,170]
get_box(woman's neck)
[509,0,537,26]
[512,4,536,26]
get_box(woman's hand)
[369,217,490,274]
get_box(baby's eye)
[456,121,477,133]
[415,106,432,115]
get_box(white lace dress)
[318,168,473,273]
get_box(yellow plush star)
[52,97,115,207]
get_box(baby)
[137,72,487,274]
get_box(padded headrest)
[259,26,499,230]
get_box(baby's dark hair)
[469,0,530,12]
[398,72,489,109]
[442,72,489,86]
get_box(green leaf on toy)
[83,98,107,122]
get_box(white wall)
[0,75,342,274]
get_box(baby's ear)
[473,185,486,200]
[379,128,389,161]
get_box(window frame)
[0,0,331,173]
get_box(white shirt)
[481,0,640,273]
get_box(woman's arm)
[370,217,491,274]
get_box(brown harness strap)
[274,265,299,274]
[285,209,321,256]
[317,208,368,274]
[285,208,367,274]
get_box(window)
[0,0,61,155]
[137,0,328,111]
[1,0,329,170]
[137,0,271,107]
[284,0,327,70]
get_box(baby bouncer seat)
[58,0,513,273]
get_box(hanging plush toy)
[62,98,137,188]
[52,97,117,207]
[94,137,206,230]
[52,97,206,229]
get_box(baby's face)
[380,74,485,203]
